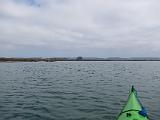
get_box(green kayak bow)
[117,86,149,120]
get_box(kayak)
[117,86,149,120]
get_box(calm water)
[0,61,159,120]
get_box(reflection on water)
[0,61,159,120]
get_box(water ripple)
[0,61,159,120]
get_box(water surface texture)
[0,61,159,120]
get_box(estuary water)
[0,61,159,120]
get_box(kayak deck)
[117,111,148,120]
[117,86,149,120]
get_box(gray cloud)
[1,0,160,57]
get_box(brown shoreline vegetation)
[1,57,160,62]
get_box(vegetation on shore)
[1,57,160,62]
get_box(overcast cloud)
[1,0,160,57]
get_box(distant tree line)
[1,57,160,62]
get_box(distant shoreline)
[1,57,160,62]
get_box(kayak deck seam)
[120,109,139,115]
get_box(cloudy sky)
[1,0,160,57]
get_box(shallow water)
[0,61,159,120]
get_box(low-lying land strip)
[1,57,160,62]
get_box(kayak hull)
[117,86,149,120]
